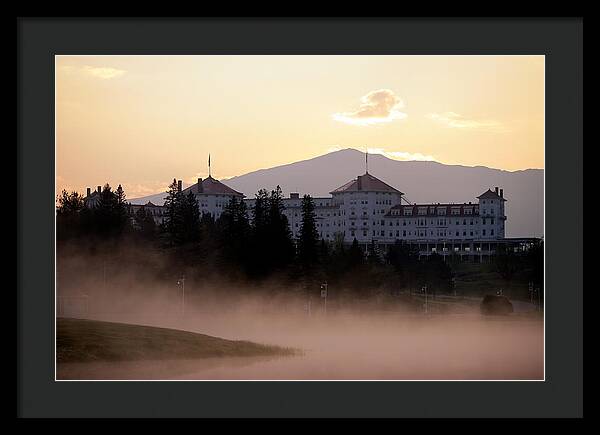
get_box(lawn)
[57,317,297,363]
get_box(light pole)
[320,282,328,316]
[422,285,428,314]
[177,274,186,317]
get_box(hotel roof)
[330,172,403,195]
[183,175,244,197]
[477,188,507,201]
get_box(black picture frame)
[17,17,583,418]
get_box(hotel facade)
[88,171,535,259]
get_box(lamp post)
[177,274,186,317]
[422,285,428,314]
[320,282,328,316]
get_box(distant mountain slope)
[130,149,543,238]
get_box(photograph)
[54,54,545,381]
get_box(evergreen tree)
[217,196,251,271]
[162,180,200,245]
[297,194,319,268]
[386,239,419,291]
[495,244,519,283]
[180,191,201,243]
[347,238,364,268]
[134,206,156,238]
[56,189,85,240]
[526,239,544,291]
[248,186,294,277]
[164,179,183,242]
[56,190,85,215]
[94,183,123,236]
[251,189,270,232]
[114,184,129,230]
[248,189,271,277]
[267,186,294,270]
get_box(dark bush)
[480,295,514,315]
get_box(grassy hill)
[57,318,296,363]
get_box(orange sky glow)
[56,55,544,199]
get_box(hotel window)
[491,229,494,236]
[403,230,407,237]
[482,229,486,236]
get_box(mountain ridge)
[130,148,543,238]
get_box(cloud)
[60,64,126,79]
[333,89,407,126]
[427,112,507,132]
[367,147,435,162]
[82,65,126,79]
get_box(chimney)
[500,189,504,198]
[495,187,499,195]
[197,178,203,193]
[97,186,101,193]
[177,180,182,192]
[86,187,91,197]
[357,175,362,191]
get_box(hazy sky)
[56,55,544,198]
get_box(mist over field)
[57,241,543,381]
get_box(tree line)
[56,181,542,298]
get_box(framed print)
[17,17,583,419]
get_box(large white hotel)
[96,168,536,260]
